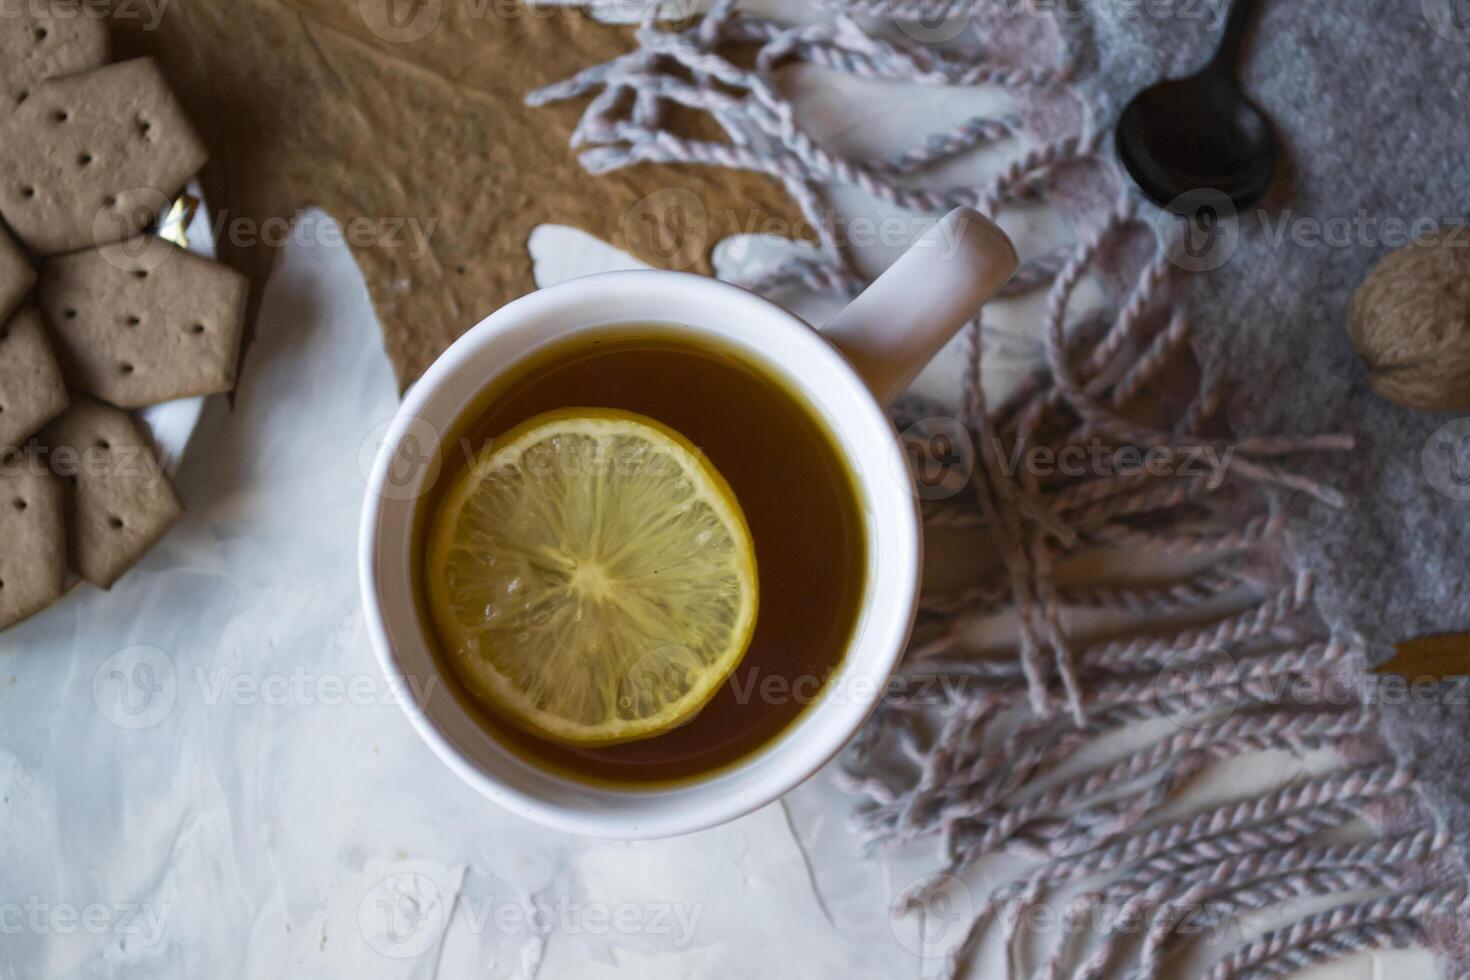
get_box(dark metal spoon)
[1115,0,1276,212]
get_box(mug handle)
[821,207,1019,408]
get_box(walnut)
[1349,231,1470,412]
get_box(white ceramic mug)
[360,207,1017,838]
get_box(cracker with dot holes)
[0,57,207,256]
[0,0,109,120]
[0,226,36,327]
[40,237,249,408]
[0,449,66,630]
[40,394,182,589]
[0,307,69,450]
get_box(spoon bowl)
[1115,0,1276,212]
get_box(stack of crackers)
[0,6,247,630]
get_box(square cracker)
[40,237,249,408]
[40,394,181,589]
[0,306,69,450]
[0,58,207,256]
[0,1,109,120]
[0,448,66,630]
[0,225,35,326]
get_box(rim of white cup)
[359,270,920,838]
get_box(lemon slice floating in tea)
[426,408,758,746]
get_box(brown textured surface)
[104,1,805,389]
[0,58,208,256]
[0,449,66,629]
[0,0,110,120]
[40,236,249,408]
[0,226,36,327]
[1348,232,1470,413]
[0,307,69,450]
[40,393,182,589]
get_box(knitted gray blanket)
[1062,0,1470,879]
[533,2,1470,975]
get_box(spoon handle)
[1211,0,1262,73]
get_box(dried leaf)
[107,0,806,387]
[1376,631,1470,679]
